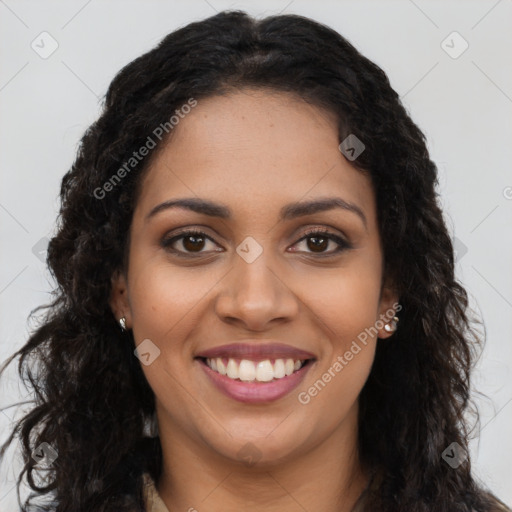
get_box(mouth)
[194,342,317,403]
[195,355,316,404]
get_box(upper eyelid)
[162,226,346,241]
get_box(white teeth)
[226,358,238,379]
[256,360,274,382]
[217,358,227,375]
[285,359,294,376]
[205,357,306,382]
[239,359,256,381]
[273,359,285,378]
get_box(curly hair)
[0,10,508,512]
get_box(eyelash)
[160,227,351,257]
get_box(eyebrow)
[146,196,367,228]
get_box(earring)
[384,316,399,333]
[119,317,127,332]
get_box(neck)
[156,403,369,512]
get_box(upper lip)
[195,342,316,361]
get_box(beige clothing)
[142,471,512,512]
[143,473,170,512]
[142,472,372,512]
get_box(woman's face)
[111,88,397,466]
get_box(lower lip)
[197,359,314,404]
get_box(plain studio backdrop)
[0,0,511,509]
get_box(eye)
[161,229,221,256]
[291,228,351,255]
[161,227,351,257]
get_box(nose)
[214,248,299,331]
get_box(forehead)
[134,89,375,224]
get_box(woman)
[0,9,509,512]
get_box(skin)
[110,88,398,512]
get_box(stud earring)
[119,317,127,332]
[384,316,399,333]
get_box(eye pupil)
[183,235,205,252]
[307,236,328,252]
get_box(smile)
[204,357,308,382]
[196,357,315,403]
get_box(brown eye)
[293,229,351,255]
[182,234,206,252]
[161,230,220,255]
[306,235,329,253]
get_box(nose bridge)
[214,235,297,327]
[233,234,280,305]
[238,241,276,291]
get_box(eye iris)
[307,235,328,252]
[183,235,205,252]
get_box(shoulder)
[142,473,171,512]
[489,497,512,512]
[355,470,511,512]
[480,489,511,512]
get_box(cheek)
[301,248,382,399]
[298,273,380,420]
[127,256,210,341]
[310,260,382,342]
[127,259,209,410]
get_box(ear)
[109,269,132,329]
[377,278,400,339]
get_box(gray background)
[1,0,511,508]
